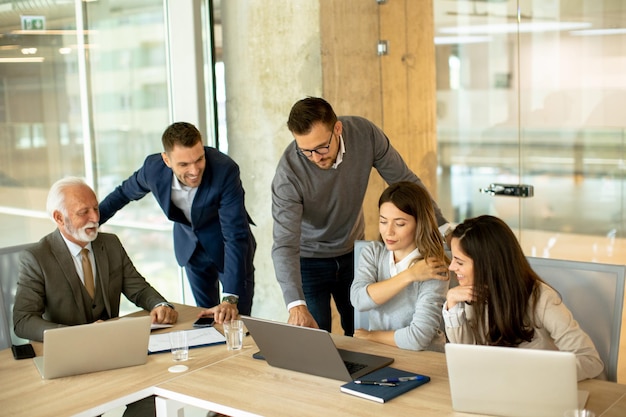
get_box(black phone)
[192,317,215,328]
[11,343,36,360]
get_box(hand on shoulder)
[409,257,450,282]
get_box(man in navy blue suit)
[99,122,255,321]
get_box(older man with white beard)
[13,176,177,342]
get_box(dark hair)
[161,122,203,153]
[379,181,448,265]
[287,97,338,135]
[452,215,548,346]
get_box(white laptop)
[33,316,152,379]
[445,343,588,417]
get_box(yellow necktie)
[81,248,95,299]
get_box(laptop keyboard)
[344,360,367,374]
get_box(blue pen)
[354,380,398,387]
[380,375,426,383]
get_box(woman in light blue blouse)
[350,182,450,351]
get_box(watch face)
[222,296,238,304]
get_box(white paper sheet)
[148,327,226,353]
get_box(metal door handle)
[479,183,534,197]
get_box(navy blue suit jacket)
[99,147,253,296]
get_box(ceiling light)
[435,36,492,45]
[0,57,45,63]
[11,29,96,35]
[570,28,626,36]
[440,21,592,35]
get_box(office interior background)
[0,0,624,347]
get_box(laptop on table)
[445,343,588,417]
[241,315,394,382]
[33,315,152,379]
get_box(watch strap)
[153,302,175,310]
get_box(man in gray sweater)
[271,97,449,335]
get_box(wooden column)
[379,0,438,194]
[320,0,438,240]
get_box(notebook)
[445,343,589,417]
[241,315,394,382]
[340,366,430,403]
[33,316,152,379]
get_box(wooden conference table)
[1,304,626,417]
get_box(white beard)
[65,219,99,242]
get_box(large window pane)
[0,1,81,246]
[85,0,180,313]
[434,0,626,265]
[0,0,195,313]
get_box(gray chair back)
[353,240,370,330]
[0,243,32,349]
[528,257,625,382]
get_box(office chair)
[353,240,370,330]
[528,257,625,382]
[0,243,32,350]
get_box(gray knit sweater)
[271,116,446,305]
[350,241,447,352]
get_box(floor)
[104,404,211,417]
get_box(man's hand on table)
[198,302,239,324]
[288,305,319,329]
[150,305,178,324]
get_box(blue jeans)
[300,252,354,336]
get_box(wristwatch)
[154,302,175,310]
[221,295,239,305]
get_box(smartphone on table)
[12,343,36,360]
[193,317,215,328]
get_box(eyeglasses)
[297,131,334,158]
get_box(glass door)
[434,0,625,265]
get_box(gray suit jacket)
[13,230,168,342]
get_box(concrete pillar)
[221,1,322,320]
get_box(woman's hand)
[353,328,371,340]
[446,285,475,309]
[408,257,450,282]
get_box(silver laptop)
[445,343,588,417]
[241,315,394,382]
[33,316,151,379]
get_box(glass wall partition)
[0,0,216,311]
[434,0,626,265]
[86,0,179,311]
